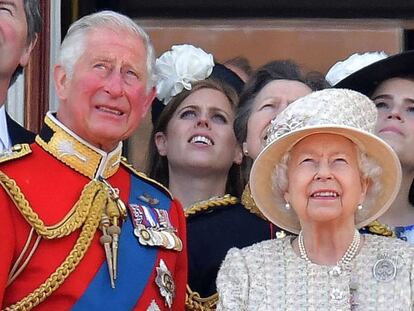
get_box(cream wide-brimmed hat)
[250,88,402,234]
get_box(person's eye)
[93,63,108,70]
[180,110,197,119]
[0,5,13,15]
[375,101,389,110]
[211,113,227,124]
[259,103,275,111]
[300,158,314,164]
[334,157,348,163]
[406,106,414,114]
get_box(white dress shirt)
[0,105,12,152]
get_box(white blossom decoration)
[326,51,388,86]
[155,44,215,105]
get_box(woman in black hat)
[327,50,414,243]
[147,44,273,309]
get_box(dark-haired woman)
[147,45,272,309]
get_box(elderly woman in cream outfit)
[216,89,414,310]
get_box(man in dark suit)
[0,0,41,150]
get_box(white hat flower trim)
[326,51,388,86]
[155,44,215,105]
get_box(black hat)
[333,50,414,96]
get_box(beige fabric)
[217,235,414,310]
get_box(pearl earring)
[357,204,363,210]
[284,202,291,210]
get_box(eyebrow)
[372,94,414,104]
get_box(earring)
[243,148,249,156]
[284,202,291,210]
[357,204,363,210]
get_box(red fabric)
[0,143,187,310]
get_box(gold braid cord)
[241,185,267,220]
[0,172,98,239]
[185,285,218,311]
[184,195,238,217]
[1,178,107,311]
[365,220,396,237]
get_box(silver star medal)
[155,259,175,309]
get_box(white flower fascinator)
[326,51,388,86]
[155,44,215,105]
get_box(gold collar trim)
[241,184,267,220]
[36,112,122,179]
[184,194,238,218]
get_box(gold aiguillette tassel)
[99,213,115,288]
[107,199,121,280]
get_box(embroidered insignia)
[129,203,182,251]
[373,253,397,282]
[155,260,175,309]
[147,300,162,311]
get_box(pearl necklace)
[298,229,361,267]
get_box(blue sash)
[72,174,172,310]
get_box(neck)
[0,81,9,105]
[379,167,414,226]
[168,168,228,209]
[295,220,358,265]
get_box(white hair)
[57,10,155,91]
[272,144,382,209]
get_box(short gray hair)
[57,10,155,91]
[272,144,382,209]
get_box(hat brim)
[334,50,414,95]
[250,125,402,234]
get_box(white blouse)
[217,234,414,311]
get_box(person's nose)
[195,113,211,129]
[104,71,124,98]
[314,161,333,181]
[387,105,402,121]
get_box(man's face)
[55,27,155,152]
[0,0,34,90]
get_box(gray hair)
[272,144,382,210]
[10,0,42,86]
[57,10,155,91]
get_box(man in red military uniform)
[0,11,187,310]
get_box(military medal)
[373,253,397,282]
[129,203,182,251]
[155,260,175,309]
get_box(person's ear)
[283,191,290,204]
[19,34,38,67]
[140,86,156,118]
[154,131,168,156]
[242,142,249,156]
[54,64,70,101]
[359,178,369,205]
[233,144,243,165]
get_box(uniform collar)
[36,112,123,179]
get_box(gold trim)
[121,158,173,199]
[241,184,267,220]
[0,144,32,164]
[1,179,106,311]
[185,285,218,311]
[0,172,101,239]
[36,115,121,179]
[365,220,395,237]
[185,195,238,217]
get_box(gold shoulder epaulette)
[120,157,173,199]
[0,144,32,164]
